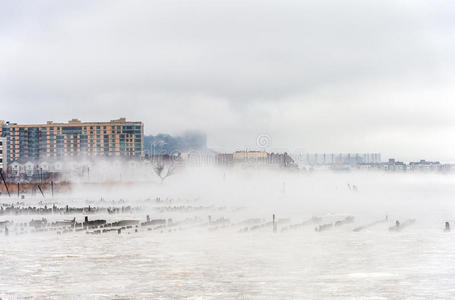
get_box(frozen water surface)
[1,169,455,299]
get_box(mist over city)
[1,0,455,299]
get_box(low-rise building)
[233,151,268,161]
[409,160,441,171]
[301,153,382,165]
[216,153,234,166]
[8,160,22,176]
[385,159,407,171]
[217,151,296,169]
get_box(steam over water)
[1,169,455,299]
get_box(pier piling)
[445,222,450,232]
[0,171,10,197]
[273,214,277,233]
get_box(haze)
[1,0,455,161]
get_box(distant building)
[217,151,296,168]
[8,161,22,176]
[233,151,268,160]
[216,153,234,166]
[268,152,295,168]
[385,158,407,171]
[6,158,86,182]
[0,118,144,162]
[409,160,441,171]
[0,137,6,171]
[182,149,217,166]
[301,153,381,165]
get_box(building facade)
[301,153,382,165]
[233,151,268,160]
[216,151,296,168]
[0,137,6,171]
[0,118,143,162]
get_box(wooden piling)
[445,221,450,232]
[0,171,10,197]
[36,184,45,198]
[273,214,277,233]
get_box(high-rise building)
[0,118,143,162]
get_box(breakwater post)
[273,214,277,233]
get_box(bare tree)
[153,162,176,183]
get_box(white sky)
[1,0,455,161]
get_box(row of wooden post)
[0,171,54,198]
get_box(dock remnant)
[110,220,139,227]
[389,219,415,232]
[36,184,45,198]
[334,216,355,227]
[315,223,333,232]
[83,216,106,228]
[281,216,322,232]
[444,222,451,232]
[353,216,388,232]
[0,171,10,197]
[273,214,277,233]
[141,218,165,227]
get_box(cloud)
[1,0,454,161]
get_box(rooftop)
[1,118,142,127]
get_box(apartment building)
[0,118,143,162]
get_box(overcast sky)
[1,0,454,161]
